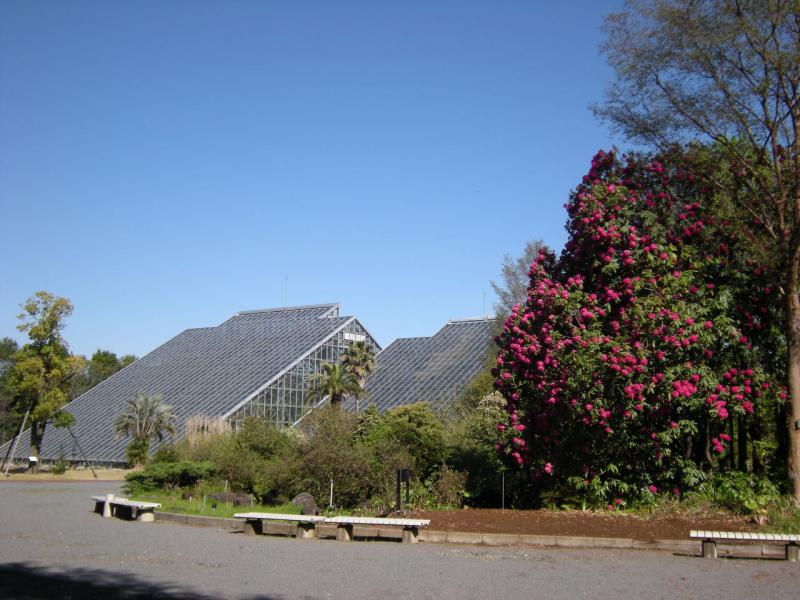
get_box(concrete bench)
[92,494,161,522]
[234,512,326,539]
[326,516,430,544]
[690,530,799,561]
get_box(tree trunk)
[28,420,46,473]
[786,286,800,504]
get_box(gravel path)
[0,482,796,599]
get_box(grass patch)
[128,489,301,519]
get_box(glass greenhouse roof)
[1,303,378,464]
[359,318,495,413]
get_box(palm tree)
[307,363,362,408]
[341,341,375,413]
[113,393,176,467]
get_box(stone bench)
[234,512,326,538]
[326,516,430,544]
[92,494,161,522]
[690,530,799,561]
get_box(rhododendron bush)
[493,150,785,504]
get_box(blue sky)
[0,0,624,358]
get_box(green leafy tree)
[8,292,83,470]
[70,349,137,399]
[368,403,447,477]
[595,0,800,501]
[491,239,548,321]
[113,393,177,467]
[307,363,362,408]
[341,341,375,413]
[0,337,20,445]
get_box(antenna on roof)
[284,273,288,307]
[483,289,487,320]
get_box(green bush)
[367,403,446,478]
[152,444,179,464]
[51,452,68,475]
[125,439,150,468]
[296,406,376,508]
[124,461,218,492]
[699,472,782,514]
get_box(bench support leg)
[702,540,718,559]
[296,523,316,539]
[336,524,353,541]
[786,543,799,562]
[137,510,155,523]
[102,494,115,518]
[243,519,263,536]
[402,527,419,544]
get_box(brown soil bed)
[411,508,755,540]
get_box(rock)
[291,492,320,515]
[208,492,254,507]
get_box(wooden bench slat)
[326,516,430,527]
[234,512,325,523]
[690,530,796,542]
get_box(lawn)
[127,488,301,519]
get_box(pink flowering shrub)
[493,150,783,504]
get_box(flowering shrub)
[493,150,784,504]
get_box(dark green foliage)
[125,440,150,468]
[124,461,218,492]
[296,407,375,508]
[695,472,782,515]
[151,444,179,464]
[367,403,446,478]
[51,451,68,475]
[446,393,509,506]
[70,349,136,399]
[0,337,20,445]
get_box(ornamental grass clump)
[494,149,785,506]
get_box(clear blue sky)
[0,0,623,358]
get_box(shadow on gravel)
[0,562,287,600]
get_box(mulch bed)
[411,508,756,540]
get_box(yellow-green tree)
[9,292,84,470]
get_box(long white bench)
[690,530,799,561]
[234,512,326,538]
[326,516,431,544]
[92,494,161,522]
[233,513,431,543]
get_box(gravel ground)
[0,482,796,599]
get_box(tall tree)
[341,341,375,413]
[70,349,137,399]
[113,393,176,467]
[8,292,84,470]
[307,363,362,408]
[595,0,800,501]
[491,240,548,320]
[0,337,20,445]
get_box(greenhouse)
[360,317,494,413]
[1,303,380,465]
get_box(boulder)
[291,492,320,515]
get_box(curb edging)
[152,511,786,559]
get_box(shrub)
[296,406,376,508]
[51,451,68,475]
[368,403,446,478]
[124,461,218,492]
[152,444,179,464]
[699,472,782,515]
[493,149,784,505]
